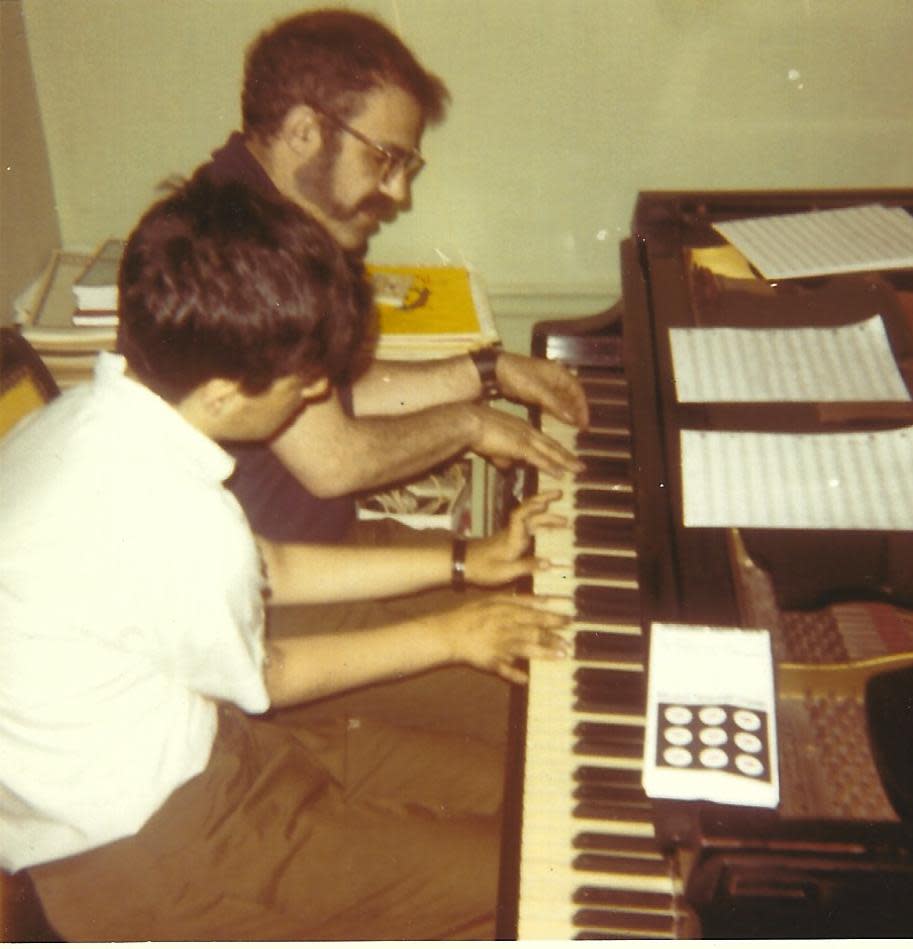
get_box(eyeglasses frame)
[311,104,425,184]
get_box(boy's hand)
[464,490,565,587]
[434,594,571,685]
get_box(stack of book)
[15,241,499,389]
[14,248,119,389]
[367,264,499,360]
[70,238,122,325]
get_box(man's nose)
[378,167,411,206]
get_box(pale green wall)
[1,0,61,321]
[20,0,913,316]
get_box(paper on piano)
[681,426,913,530]
[713,204,913,280]
[669,315,911,403]
[643,623,779,809]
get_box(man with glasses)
[199,7,589,547]
[193,8,586,744]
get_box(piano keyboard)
[515,369,693,939]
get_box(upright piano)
[498,189,913,939]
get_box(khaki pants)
[32,520,516,940]
[32,705,504,941]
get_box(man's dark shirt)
[197,133,357,542]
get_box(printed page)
[681,426,913,530]
[670,315,910,403]
[643,624,778,808]
[713,204,913,280]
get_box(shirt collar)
[95,353,236,483]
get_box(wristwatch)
[469,344,502,399]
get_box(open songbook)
[643,624,779,809]
[713,204,913,280]
[669,315,911,403]
[681,425,913,531]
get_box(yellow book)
[368,265,487,336]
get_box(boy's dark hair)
[242,8,449,143]
[117,175,373,402]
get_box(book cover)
[366,265,498,360]
[643,624,779,809]
[72,238,124,312]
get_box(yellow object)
[368,265,481,336]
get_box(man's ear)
[280,104,324,159]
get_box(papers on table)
[669,315,910,403]
[713,204,913,281]
[681,426,913,530]
[643,624,778,809]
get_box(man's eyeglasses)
[312,105,425,184]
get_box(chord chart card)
[712,203,913,280]
[669,315,911,403]
[643,624,779,809]
[681,426,913,530]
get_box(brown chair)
[0,328,62,939]
[0,327,60,438]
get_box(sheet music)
[669,315,910,403]
[643,624,778,809]
[681,426,913,530]
[713,204,913,280]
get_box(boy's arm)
[257,492,566,605]
[263,594,570,705]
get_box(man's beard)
[293,150,397,255]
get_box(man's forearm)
[351,355,480,415]
[273,400,480,496]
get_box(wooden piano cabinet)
[624,189,913,939]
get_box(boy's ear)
[300,375,329,401]
[280,104,324,158]
[198,377,243,417]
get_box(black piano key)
[574,886,673,912]
[574,488,634,512]
[574,679,644,708]
[572,833,658,855]
[574,782,646,804]
[575,586,641,624]
[588,403,631,428]
[581,379,628,401]
[573,765,643,787]
[574,696,644,718]
[574,516,634,548]
[574,739,644,760]
[574,721,645,744]
[576,431,631,453]
[575,680,645,713]
[575,666,644,691]
[574,630,644,662]
[573,852,669,876]
[578,455,630,482]
[574,553,638,581]
[573,801,653,823]
[572,909,676,938]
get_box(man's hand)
[434,594,571,685]
[495,352,589,429]
[467,404,584,477]
[465,491,565,587]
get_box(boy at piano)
[0,176,569,941]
